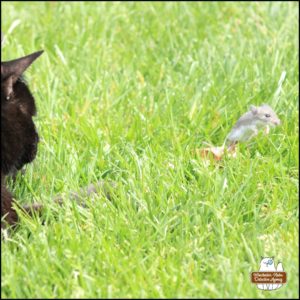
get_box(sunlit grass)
[1,1,299,298]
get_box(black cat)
[1,42,113,229]
[1,50,43,227]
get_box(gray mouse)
[201,104,281,160]
[225,104,281,149]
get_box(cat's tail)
[53,180,115,206]
[21,180,116,218]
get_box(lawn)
[1,1,299,298]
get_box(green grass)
[1,1,299,298]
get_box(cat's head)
[1,50,43,175]
[260,256,275,269]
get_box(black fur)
[1,43,113,229]
[1,50,43,227]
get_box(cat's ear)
[1,51,43,99]
[250,105,258,115]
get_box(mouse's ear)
[250,105,258,115]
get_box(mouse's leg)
[264,125,270,135]
[248,128,259,141]
[227,142,236,152]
